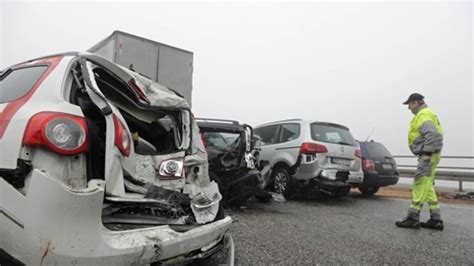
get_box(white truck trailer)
[88,30,194,105]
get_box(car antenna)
[365,127,375,142]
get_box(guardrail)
[393,155,474,191]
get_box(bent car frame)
[197,118,263,206]
[0,52,233,265]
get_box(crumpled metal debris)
[446,192,474,200]
[145,184,191,206]
[270,192,286,203]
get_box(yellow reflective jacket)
[408,104,444,155]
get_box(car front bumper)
[0,169,233,265]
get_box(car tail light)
[299,142,328,154]
[23,112,88,155]
[355,149,362,158]
[113,114,131,157]
[158,158,184,179]
[362,159,376,172]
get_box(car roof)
[358,140,383,146]
[255,118,303,128]
[358,140,393,158]
[7,52,79,69]
[196,118,246,133]
[255,119,349,131]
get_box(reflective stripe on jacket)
[408,104,444,155]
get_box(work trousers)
[407,153,441,221]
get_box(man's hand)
[421,154,431,161]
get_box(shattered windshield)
[202,132,241,152]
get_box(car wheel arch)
[271,161,291,174]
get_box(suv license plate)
[332,158,351,166]
[382,164,393,170]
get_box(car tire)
[271,166,294,198]
[359,186,380,195]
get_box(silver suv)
[254,119,363,197]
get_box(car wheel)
[359,186,379,195]
[271,166,294,198]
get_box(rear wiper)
[0,68,13,81]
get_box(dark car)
[357,140,400,195]
[197,118,263,206]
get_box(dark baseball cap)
[403,93,424,105]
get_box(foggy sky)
[0,1,472,158]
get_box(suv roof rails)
[196,118,239,125]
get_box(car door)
[254,124,280,165]
[270,123,301,168]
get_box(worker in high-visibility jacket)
[396,93,444,230]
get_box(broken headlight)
[159,158,184,179]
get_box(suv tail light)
[158,158,184,179]
[23,112,88,155]
[362,159,376,172]
[300,142,328,154]
[113,114,131,157]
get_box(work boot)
[420,219,444,231]
[395,218,421,229]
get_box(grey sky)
[0,1,472,157]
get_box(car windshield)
[310,123,356,146]
[363,142,393,159]
[203,132,241,151]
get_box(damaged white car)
[0,52,233,265]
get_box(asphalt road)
[228,193,474,265]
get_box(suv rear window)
[0,66,48,103]
[362,142,393,159]
[310,123,356,146]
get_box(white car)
[255,119,363,197]
[0,52,233,265]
